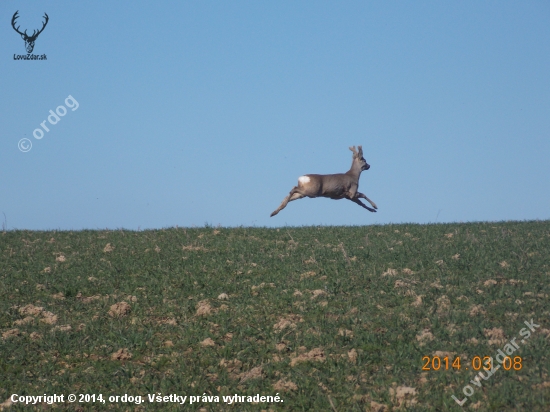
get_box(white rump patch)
[298,176,310,184]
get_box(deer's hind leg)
[270,187,306,217]
[356,192,377,209]
[349,197,377,212]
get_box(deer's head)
[349,145,370,171]
[12,11,49,54]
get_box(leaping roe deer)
[270,146,377,217]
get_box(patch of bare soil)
[273,379,297,391]
[290,348,325,367]
[196,300,214,316]
[389,385,417,408]
[111,348,132,360]
[416,329,434,346]
[273,314,303,331]
[109,301,131,317]
[484,327,506,345]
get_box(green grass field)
[1,221,549,411]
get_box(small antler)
[349,146,358,157]
[11,11,48,40]
[357,145,363,157]
[11,11,26,37]
[32,13,49,39]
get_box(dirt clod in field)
[484,328,506,345]
[293,290,303,296]
[431,280,444,289]
[484,279,498,286]
[389,386,417,407]
[311,289,326,299]
[394,280,407,288]
[200,338,216,347]
[445,233,453,238]
[370,400,388,411]
[14,317,34,326]
[109,301,131,317]
[196,300,214,316]
[290,348,325,366]
[41,311,58,324]
[36,284,46,290]
[103,243,114,252]
[433,351,455,358]
[29,332,41,341]
[220,359,243,379]
[411,295,423,307]
[182,245,208,251]
[19,304,44,316]
[418,373,429,386]
[274,314,303,331]
[467,338,479,345]
[52,325,71,332]
[0,397,14,410]
[470,305,486,316]
[251,283,275,294]
[338,329,354,338]
[402,268,414,275]
[217,293,229,300]
[348,348,358,364]
[436,295,451,315]
[416,329,434,346]
[300,271,316,280]
[111,348,132,360]
[80,294,102,304]
[499,261,509,268]
[381,268,398,277]
[452,253,460,260]
[52,292,65,300]
[239,366,263,383]
[55,254,66,262]
[2,329,20,339]
[273,379,297,391]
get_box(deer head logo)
[11,11,49,54]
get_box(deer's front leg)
[270,187,306,217]
[356,192,377,209]
[349,197,377,212]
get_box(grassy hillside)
[1,221,549,411]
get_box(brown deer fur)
[270,146,377,217]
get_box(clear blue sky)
[2,1,549,230]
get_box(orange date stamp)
[422,355,523,371]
